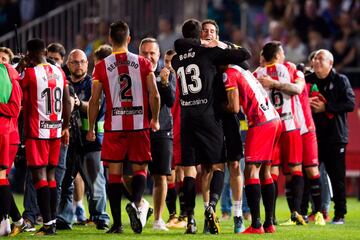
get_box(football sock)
[183,177,196,217]
[233,201,243,217]
[0,180,11,218]
[178,182,186,216]
[48,180,57,220]
[166,183,177,215]
[291,172,304,213]
[261,178,275,227]
[209,170,224,211]
[285,180,294,212]
[309,175,321,213]
[245,178,261,229]
[35,180,51,224]
[132,171,146,204]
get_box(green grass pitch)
[11,194,360,239]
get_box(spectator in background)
[308,49,355,225]
[285,30,308,64]
[264,0,287,21]
[263,20,287,44]
[307,29,330,54]
[293,0,330,43]
[157,15,180,55]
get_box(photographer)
[56,49,109,230]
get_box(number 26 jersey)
[21,63,67,139]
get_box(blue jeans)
[57,149,109,227]
[319,162,331,213]
[23,144,68,223]
[220,158,250,215]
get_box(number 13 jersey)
[21,63,67,139]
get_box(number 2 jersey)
[92,51,152,131]
[253,62,302,132]
[223,65,279,127]
[21,63,67,139]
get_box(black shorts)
[149,136,173,176]
[222,113,243,161]
[181,115,225,166]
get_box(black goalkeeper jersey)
[171,38,250,118]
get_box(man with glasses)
[56,49,110,231]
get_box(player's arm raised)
[147,72,160,131]
[86,80,103,141]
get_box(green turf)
[10,194,360,239]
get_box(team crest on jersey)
[222,73,228,83]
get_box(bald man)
[56,49,110,230]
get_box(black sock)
[183,177,196,217]
[273,179,278,220]
[300,175,310,215]
[178,183,186,216]
[0,185,11,218]
[166,184,177,215]
[209,170,224,211]
[261,181,275,227]
[49,186,57,220]
[36,187,51,223]
[108,183,122,226]
[131,174,146,204]
[120,183,133,202]
[309,177,321,213]
[291,174,304,213]
[9,194,21,222]
[245,181,261,229]
[285,180,294,212]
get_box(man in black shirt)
[307,49,355,224]
[171,18,250,234]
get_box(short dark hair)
[201,19,219,35]
[182,19,201,39]
[26,38,46,53]
[165,49,176,56]
[261,41,282,62]
[47,43,66,58]
[94,44,113,60]
[110,20,130,46]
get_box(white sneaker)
[0,218,11,236]
[138,199,150,227]
[153,219,169,231]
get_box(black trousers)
[318,142,347,218]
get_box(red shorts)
[0,134,10,169]
[272,129,302,173]
[101,130,151,164]
[25,138,61,168]
[6,144,19,175]
[302,131,319,167]
[245,119,282,164]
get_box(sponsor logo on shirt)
[40,120,62,129]
[180,98,208,106]
[112,106,143,115]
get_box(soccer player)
[254,41,306,226]
[86,20,160,234]
[0,63,22,237]
[20,38,71,235]
[139,37,176,231]
[171,18,250,234]
[223,62,281,234]
[200,19,247,233]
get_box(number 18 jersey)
[21,63,67,139]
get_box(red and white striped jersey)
[93,51,152,131]
[223,65,279,127]
[297,83,316,134]
[21,63,67,139]
[253,62,302,132]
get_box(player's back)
[225,65,278,127]
[93,51,152,131]
[172,41,220,118]
[21,63,66,139]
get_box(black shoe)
[203,219,209,234]
[34,224,56,236]
[96,220,109,230]
[126,203,142,233]
[331,216,345,225]
[147,206,154,220]
[56,220,72,230]
[185,217,196,234]
[204,206,220,234]
[106,224,124,234]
